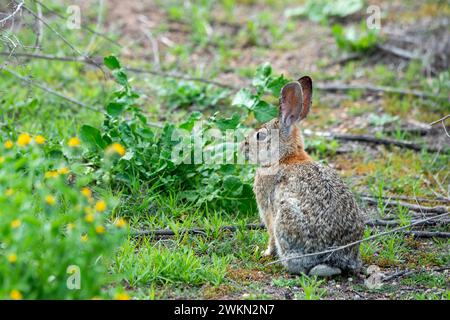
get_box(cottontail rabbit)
[242,76,364,276]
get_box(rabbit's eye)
[256,131,267,141]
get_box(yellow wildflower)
[17,133,31,147]
[5,188,14,196]
[10,290,22,300]
[34,135,46,145]
[11,219,21,229]
[68,137,81,147]
[85,212,95,223]
[81,234,88,242]
[95,200,107,212]
[114,293,130,300]
[106,142,126,157]
[0,156,5,163]
[45,195,56,206]
[45,170,59,179]
[67,223,75,231]
[95,225,106,234]
[4,140,13,149]
[115,218,127,228]
[57,167,70,175]
[8,254,17,263]
[81,187,92,199]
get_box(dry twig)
[303,130,446,153]
[361,196,448,213]
[3,68,100,112]
[0,1,24,24]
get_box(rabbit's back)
[256,162,364,273]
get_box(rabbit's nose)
[239,140,250,160]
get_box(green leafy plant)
[153,79,230,110]
[332,22,379,53]
[285,0,364,23]
[78,56,257,214]
[296,275,326,300]
[0,134,126,299]
[232,63,289,123]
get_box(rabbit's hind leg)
[274,198,312,274]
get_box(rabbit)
[241,76,364,276]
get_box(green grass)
[113,239,229,287]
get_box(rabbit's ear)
[280,81,303,129]
[298,76,312,120]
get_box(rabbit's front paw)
[262,246,276,257]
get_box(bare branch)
[31,0,120,48]
[3,68,100,112]
[383,266,450,282]
[303,129,447,153]
[20,4,104,72]
[429,115,450,126]
[359,193,450,204]
[429,114,450,138]
[33,0,43,53]
[315,82,447,101]
[0,1,24,24]
[375,43,421,60]
[361,196,448,213]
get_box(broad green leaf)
[267,75,290,97]
[80,125,106,150]
[104,55,121,70]
[223,175,243,195]
[252,63,272,88]
[232,88,257,109]
[215,113,241,131]
[113,70,128,86]
[179,111,202,131]
[253,100,278,123]
[106,102,126,117]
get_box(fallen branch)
[315,83,447,101]
[131,223,265,237]
[383,266,450,282]
[324,53,363,68]
[375,43,421,60]
[361,196,448,214]
[359,194,450,204]
[303,130,445,153]
[402,230,450,238]
[266,211,450,266]
[366,218,450,227]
